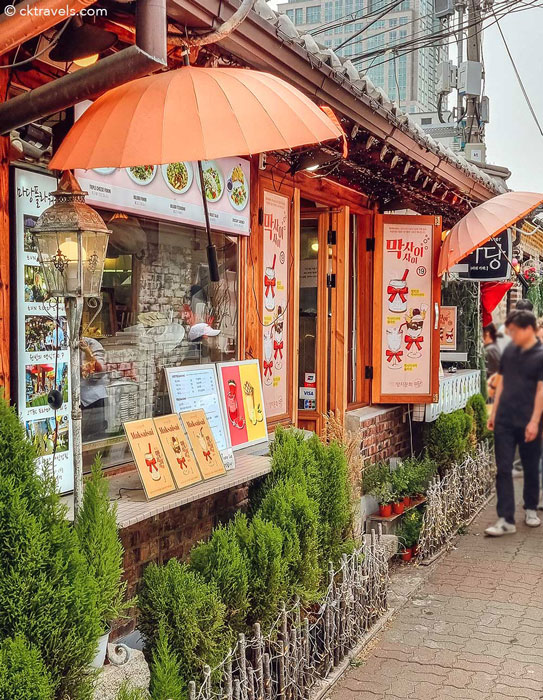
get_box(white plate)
[195,160,224,202]
[125,165,157,186]
[161,162,193,194]
[92,167,116,175]
[227,165,249,211]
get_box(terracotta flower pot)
[379,503,392,517]
[392,501,405,515]
[401,547,413,562]
[403,496,411,508]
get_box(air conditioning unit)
[434,0,455,17]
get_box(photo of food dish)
[92,167,116,175]
[126,165,157,185]
[227,164,249,211]
[196,161,224,202]
[162,162,193,194]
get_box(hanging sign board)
[164,364,235,470]
[74,101,250,235]
[124,418,177,499]
[453,230,512,281]
[372,214,442,404]
[261,190,289,420]
[439,306,458,351]
[217,360,268,450]
[154,414,203,489]
[13,168,74,494]
[180,409,226,479]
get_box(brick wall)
[114,482,251,639]
[345,405,411,465]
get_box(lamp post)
[33,170,110,516]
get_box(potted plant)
[371,483,394,517]
[75,456,131,667]
[393,463,412,507]
[397,510,422,562]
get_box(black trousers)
[494,422,541,524]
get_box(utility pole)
[455,0,465,120]
[465,0,482,143]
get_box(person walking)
[486,309,543,536]
[483,323,501,377]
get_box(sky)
[268,1,543,192]
[483,6,543,192]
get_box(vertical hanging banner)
[372,215,442,404]
[14,168,74,493]
[261,190,289,419]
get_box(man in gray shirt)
[80,337,107,442]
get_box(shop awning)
[438,191,543,276]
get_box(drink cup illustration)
[385,328,404,369]
[226,379,245,429]
[273,307,284,370]
[263,332,274,385]
[403,304,427,358]
[387,269,409,313]
[145,442,161,481]
[264,254,277,312]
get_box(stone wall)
[345,405,411,464]
[114,482,252,639]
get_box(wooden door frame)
[329,206,350,417]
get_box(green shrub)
[369,482,394,505]
[189,521,249,631]
[75,454,128,632]
[401,455,437,496]
[257,479,320,601]
[115,682,150,700]
[266,427,319,500]
[390,464,409,499]
[307,437,353,567]
[233,513,286,627]
[425,409,472,469]
[396,510,422,550]
[149,626,184,700]
[466,393,491,443]
[0,399,101,700]
[138,559,231,691]
[361,461,390,495]
[0,636,54,700]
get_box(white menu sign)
[164,364,235,470]
[14,168,74,493]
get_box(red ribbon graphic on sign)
[264,275,276,297]
[387,285,408,304]
[405,335,424,351]
[263,360,273,377]
[386,349,403,363]
[274,340,283,359]
[203,449,212,461]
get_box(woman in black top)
[483,323,501,378]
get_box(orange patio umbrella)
[438,191,543,277]
[49,66,343,280]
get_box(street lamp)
[33,170,110,516]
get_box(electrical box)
[434,0,455,17]
[457,61,482,97]
[437,60,457,95]
[464,142,486,164]
[480,95,490,123]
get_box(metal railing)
[413,369,481,422]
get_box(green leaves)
[0,636,54,700]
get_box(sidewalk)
[330,488,543,700]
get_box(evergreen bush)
[0,399,101,700]
[149,626,184,700]
[189,521,249,631]
[425,409,473,469]
[257,479,320,601]
[75,454,128,632]
[232,513,285,626]
[401,455,437,496]
[0,636,54,700]
[466,393,491,443]
[115,682,150,700]
[138,559,231,691]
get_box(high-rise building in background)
[276,0,448,113]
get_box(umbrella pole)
[197,160,220,282]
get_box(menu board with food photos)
[180,409,226,479]
[154,413,202,489]
[124,418,176,500]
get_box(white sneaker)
[485,518,517,537]
[525,510,541,528]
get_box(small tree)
[138,560,231,691]
[233,513,285,626]
[149,626,184,700]
[75,454,129,633]
[189,522,249,631]
[0,636,54,700]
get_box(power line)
[493,12,543,137]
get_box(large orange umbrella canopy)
[438,191,543,276]
[49,66,343,169]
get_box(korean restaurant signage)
[373,215,442,404]
[164,364,235,470]
[454,230,512,281]
[13,168,74,493]
[261,190,289,419]
[74,98,249,235]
